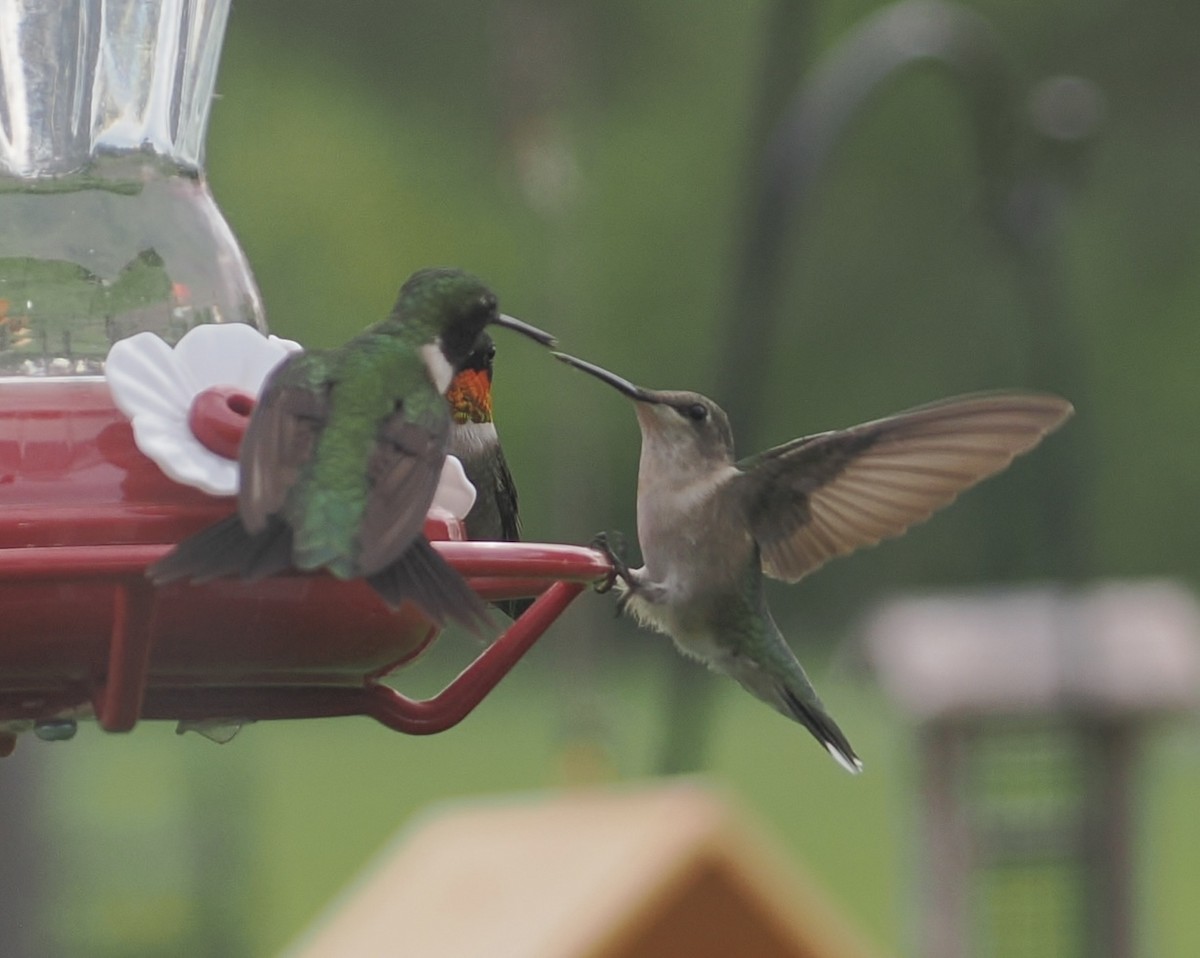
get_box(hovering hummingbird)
[446,332,532,618]
[148,268,555,632]
[554,352,1073,772]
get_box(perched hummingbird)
[554,352,1073,772]
[446,332,532,618]
[148,268,554,632]
[447,332,521,544]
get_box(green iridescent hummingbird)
[555,352,1073,772]
[149,267,554,631]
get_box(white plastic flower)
[105,324,480,523]
[430,454,477,521]
[106,324,302,495]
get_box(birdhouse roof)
[862,579,1200,721]
[286,780,887,958]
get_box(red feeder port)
[0,379,611,753]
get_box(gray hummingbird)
[148,267,554,632]
[446,331,533,618]
[554,352,1073,772]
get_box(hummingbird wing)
[238,353,330,534]
[487,450,535,618]
[355,403,450,575]
[493,451,522,543]
[733,392,1073,583]
[452,432,531,617]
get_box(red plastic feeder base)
[0,379,611,752]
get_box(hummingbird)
[446,331,533,618]
[148,267,555,632]
[554,352,1073,773]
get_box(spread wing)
[238,353,330,534]
[355,401,450,576]
[733,392,1073,583]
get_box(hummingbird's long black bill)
[495,313,556,347]
[552,352,661,403]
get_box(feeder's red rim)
[0,540,612,582]
[0,539,612,742]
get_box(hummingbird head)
[447,332,496,425]
[390,267,555,371]
[553,352,736,468]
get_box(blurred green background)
[6,0,1200,954]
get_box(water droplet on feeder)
[34,718,77,742]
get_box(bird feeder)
[0,0,608,756]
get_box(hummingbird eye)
[681,402,708,423]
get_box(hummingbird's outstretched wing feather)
[734,392,1073,583]
[238,354,330,534]
[356,406,450,575]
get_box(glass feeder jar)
[0,0,264,375]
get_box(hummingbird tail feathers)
[365,537,492,635]
[147,515,294,585]
[780,686,863,775]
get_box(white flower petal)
[106,332,194,420]
[269,335,304,354]
[133,413,239,496]
[174,323,298,394]
[431,455,477,520]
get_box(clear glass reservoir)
[0,0,264,377]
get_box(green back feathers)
[288,338,441,575]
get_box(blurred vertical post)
[0,749,52,958]
[866,583,1200,958]
[492,1,614,780]
[656,0,817,777]
[994,75,1105,582]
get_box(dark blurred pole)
[491,2,623,776]
[1079,721,1136,958]
[744,0,819,157]
[188,755,256,958]
[715,0,1020,435]
[918,723,974,958]
[994,76,1104,582]
[0,747,54,958]
[655,0,816,777]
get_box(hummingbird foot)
[590,531,634,596]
